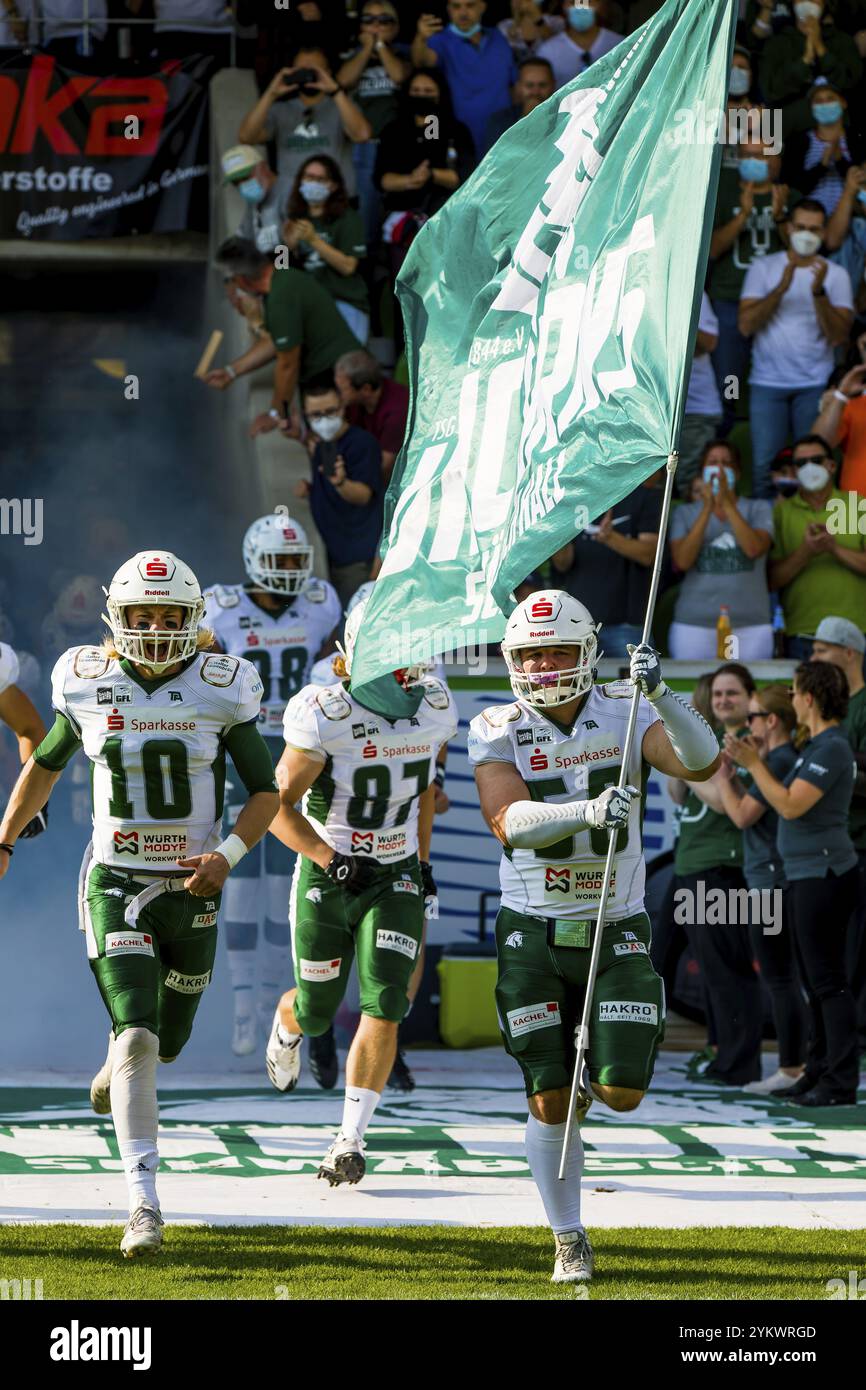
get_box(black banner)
[0,53,209,240]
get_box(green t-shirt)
[294,209,369,313]
[263,267,362,385]
[771,490,866,636]
[674,728,745,875]
[842,683,866,850]
[709,174,800,303]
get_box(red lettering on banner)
[0,58,168,156]
[85,79,168,156]
[9,60,96,155]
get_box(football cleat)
[386,1048,416,1092]
[90,1031,115,1115]
[120,1205,164,1259]
[552,1229,594,1284]
[232,1012,258,1057]
[265,1008,302,1092]
[308,1026,339,1090]
[743,1068,804,1096]
[317,1132,366,1187]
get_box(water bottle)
[772,600,785,658]
[716,605,732,660]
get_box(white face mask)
[728,66,751,97]
[789,228,822,256]
[310,414,344,441]
[795,1,822,21]
[796,461,830,491]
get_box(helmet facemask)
[246,544,313,596]
[104,597,205,674]
[503,633,598,708]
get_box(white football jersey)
[467,682,661,920]
[283,678,458,862]
[51,645,264,870]
[0,642,20,695]
[204,580,341,736]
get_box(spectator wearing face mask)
[221,146,290,257]
[484,56,556,153]
[283,155,370,344]
[238,47,372,198]
[498,0,565,61]
[760,0,862,136]
[668,441,774,661]
[536,0,623,88]
[336,2,411,247]
[769,435,866,659]
[739,199,855,499]
[782,81,866,219]
[812,360,866,495]
[728,46,754,105]
[824,161,866,299]
[294,381,384,606]
[411,3,517,161]
[678,292,723,497]
[710,135,799,437]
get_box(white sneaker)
[90,1030,115,1115]
[552,1229,594,1283]
[120,1205,164,1259]
[318,1132,366,1187]
[232,1012,258,1057]
[743,1068,805,1095]
[265,1008,302,1092]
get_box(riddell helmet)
[338,599,429,689]
[502,589,598,707]
[103,551,205,674]
[243,514,313,596]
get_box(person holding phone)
[668,441,774,660]
[294,381,384,607]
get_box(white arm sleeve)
[503,798,591,850]
[649,686,719,771]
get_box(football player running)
[266,599,458,1184]
[467,590,719,1285]
[0,552,279,1258]
[205,514,341,1064]
[0,641,47,840]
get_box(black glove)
[18,805,48,840]
[420,861,436,897]
[324,852,376,895]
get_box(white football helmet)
[103,551,205,674]
[345,579,376,619]
[502,589,598,707]
[243,514,313,596]
[338,599,429,689]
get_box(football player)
[266,599,458,1184]
[0,552,279,1258]
[467,590,719,1285]
[0,641,47,839]
[205,514,341,1063]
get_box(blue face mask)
[449,21,481,37]
[567,4,596,30]
[812,100,843,125]
[857,190,866,208]
[300,179,331,204]
[238,177,266,204]
[738,157,769,183]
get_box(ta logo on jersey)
[583,720,599,730]
[505,931,524,949]
[361,742,377,760]
[169,691,183,702]
[96,686,113,705]
[352,831,374,854]
[529,750,549,771]
[114,830,139,855]
[409,717,420,728]
[106,709,125,731]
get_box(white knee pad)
[110,1027,159,1149]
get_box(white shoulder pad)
[72,646,112,680]
[302,578,327,604]
[421,676,451,711]
[0,641,20,695]
[480,701,522,727]
[199,653,240,688]
[316,684,352,721]
[205,584,241,610]
[599,679,633,701]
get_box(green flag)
[351,0,737,711]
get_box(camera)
[281,67,320,98]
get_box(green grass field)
[1,1226,863,1300]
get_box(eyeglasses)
[746,712,768,724]
[306,407,341,420]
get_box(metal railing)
[11,3,247,66]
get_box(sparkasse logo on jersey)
[528,750,549,771]
[106,709,124,731]
[362,742,377,760]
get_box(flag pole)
[558,450,679,1180]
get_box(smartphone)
[319,440,340,478]
[704,464,721,495]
